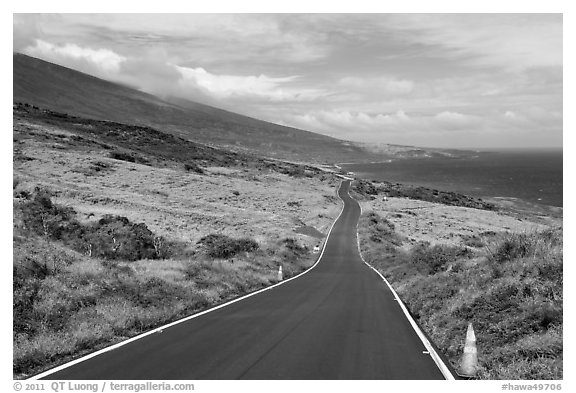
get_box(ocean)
[341,149,563,208]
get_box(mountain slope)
[13,53,375,163]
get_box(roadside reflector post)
[277,265,283,281]
[459,323,479,378]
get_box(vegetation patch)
[357,210,562,379]
[184,162,204,174]
[18,188,168,261]
[409,242,471,275]
[351,179,495,210]
[197,234,259,259]
[13,197,320,379]
[349,179,378,201]
[12,103,338,379]
[108,150,148,165]
[13,103,328,179]
[364,212,404,246]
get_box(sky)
[13,13,563,149]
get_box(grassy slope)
[356,184,563,380]
[13,106,342,378]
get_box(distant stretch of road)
[39,180,450,380]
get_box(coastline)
[340,153,563,211]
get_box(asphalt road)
[41,180,447,380]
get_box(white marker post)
[277,265,283,281]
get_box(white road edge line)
[29,180,348,380]
[352,184,456,381]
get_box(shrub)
[17,190,165,261]
[281,165,306,177]
[109,150,135,163]
[20,188,77,239]
[82,215,157,261]
[377,181,496,210]
[409,242,470,275]
[89,161,112,174]
[351,180,378,200]
[365,212,403,246]
[491,233,534,263]
[108,150,149,165]
[184,162,204,174]
[197,234,259,259]
[359,225,563,379]
[279,238,308,261]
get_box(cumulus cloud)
[175,65,328,102]
[288,110,415,136]
[434,111,478,129]
[283,109,487,144]
[280,106,562,148]
[24,39,126,75]
[292,109,478,133]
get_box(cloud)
[115,52,183,96]
[175,65,328,102]
[434,111,478,129]
[384,14,562,70]
[24,39,126,75]
[338,76,415,96]
[13,14,43,51]
[12,14,562,149]
[280,106,562,148]
[288,110,418,136]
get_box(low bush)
[20,188,77,239]
[350,180,378,201]
[197,234,259,259]
[364,212,403,246]
[278,238,308,262]
[280,165,306,177]
[409,242,471,275]
[462,234,485,248]
[109,150,148,165]
[17,189,166,261]
[80,215,158,261]
[376,181,496,210]
[184,162,204,174]
[358,215,563,379]
[109,150,135,163]
[491,233,535,263]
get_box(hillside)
[13,53,379,164]
[13,103,344,378]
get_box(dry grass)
[14,136,339,247]
[13,113,341,378]
[357,195,563,380]
[359,196,553,250]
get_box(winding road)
[37,180,452,380]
